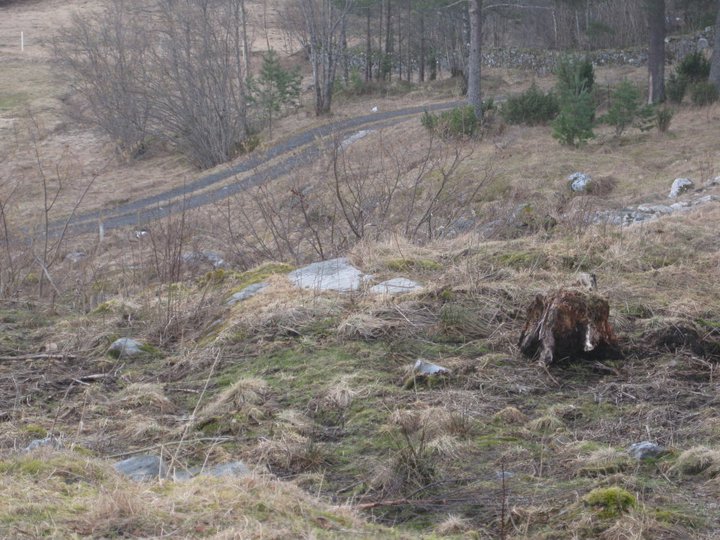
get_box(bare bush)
[54,0,249,169]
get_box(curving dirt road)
[50,100,463,236]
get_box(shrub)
[552,90,595,147]
[666,72,688,104]
[421,105,483,138]
[556,56,595,97]
[602,81,655,136]
[676,51,711,83]
[501,84,559,125]
[690,81,719,106]
[656,107,674,132]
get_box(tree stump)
[518,289,617,366]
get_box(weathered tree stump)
[518,288,617,366]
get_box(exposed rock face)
[669,178,694,198]
[519,289,617,366]
[369,278,423,295]
[226,283,268,305]
[115,455,168,481]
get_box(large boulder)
[114,455,168,481]
[568,172,592,192]
[519,288,617,366]
[108,338,143,358]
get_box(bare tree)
[467,0,483,118]
[646,0,665,103]
[292,0,355,115]
[710,0,720,90]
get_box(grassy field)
[2,0,720,538]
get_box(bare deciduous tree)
[54,0,250,169]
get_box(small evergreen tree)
[250,49,302,136]
[552,90,595,147]
[556,56,595,97]
[602,81,655,136]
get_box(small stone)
[669,178,693,198]
[114,455,168,481]
[413,359,450,376]
[370,278,423,295]
[65,251,87,264]
[636,204,672,214]
[226,283,268,305]
[697,37,709,50]
[25,436,62,452]
[289,257,367,292]
[109,338,143,358]
[182,251,226,268]
[628,441,666,460]
[568,172,592,192]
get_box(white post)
[21,32,24,52]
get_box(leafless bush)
[54,0,250,169]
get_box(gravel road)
[50,100,463,236]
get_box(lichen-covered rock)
[568,172,592,192]
[519,289,617,366]
[669,178,694,198]
[108,338,143,358]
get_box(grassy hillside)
[2,1,720,538]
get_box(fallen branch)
[0,353,77,361]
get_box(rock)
[25,436,62,452]
[413,359,450,376]
[518,289,618,366]
[692,194,718,206]
[403,359,450,389]
[65,251,87,264]
[108,337,143,358]
[628,441,667,460]
[288,257,368,292]
[636,204,673,215]
[226,282,267,305]
[369,278,423,295]
[669,178,693,198]
[568,172,592,192]
[340,129,374,150]
[182,251,226,268]
[114,455,168,481]
[202,460,250,478]
[134,229,149,239]
[697,37,709,50]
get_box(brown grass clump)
[493,406,528,425]
[574,447,632,477]
[526,415,566,433]
[435,514,473,535]
[197,377,270,426]
[670,447,720,477]
[116,383,176,414]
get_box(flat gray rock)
[115,455,168,481]
[669,178,693,198]
[109,338,143,358]
[370,278,423,295]
[628,441,666,460]
[226,282,268,305]
[24,436,63,452]
[202,460,250,478]
[289,258,366,292]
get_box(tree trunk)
[419,13,425,82]
[647,0,665,104]
[240,0,251,78]
[467,0,482,119]
[366,6,372,81]
[710,0,720,89]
